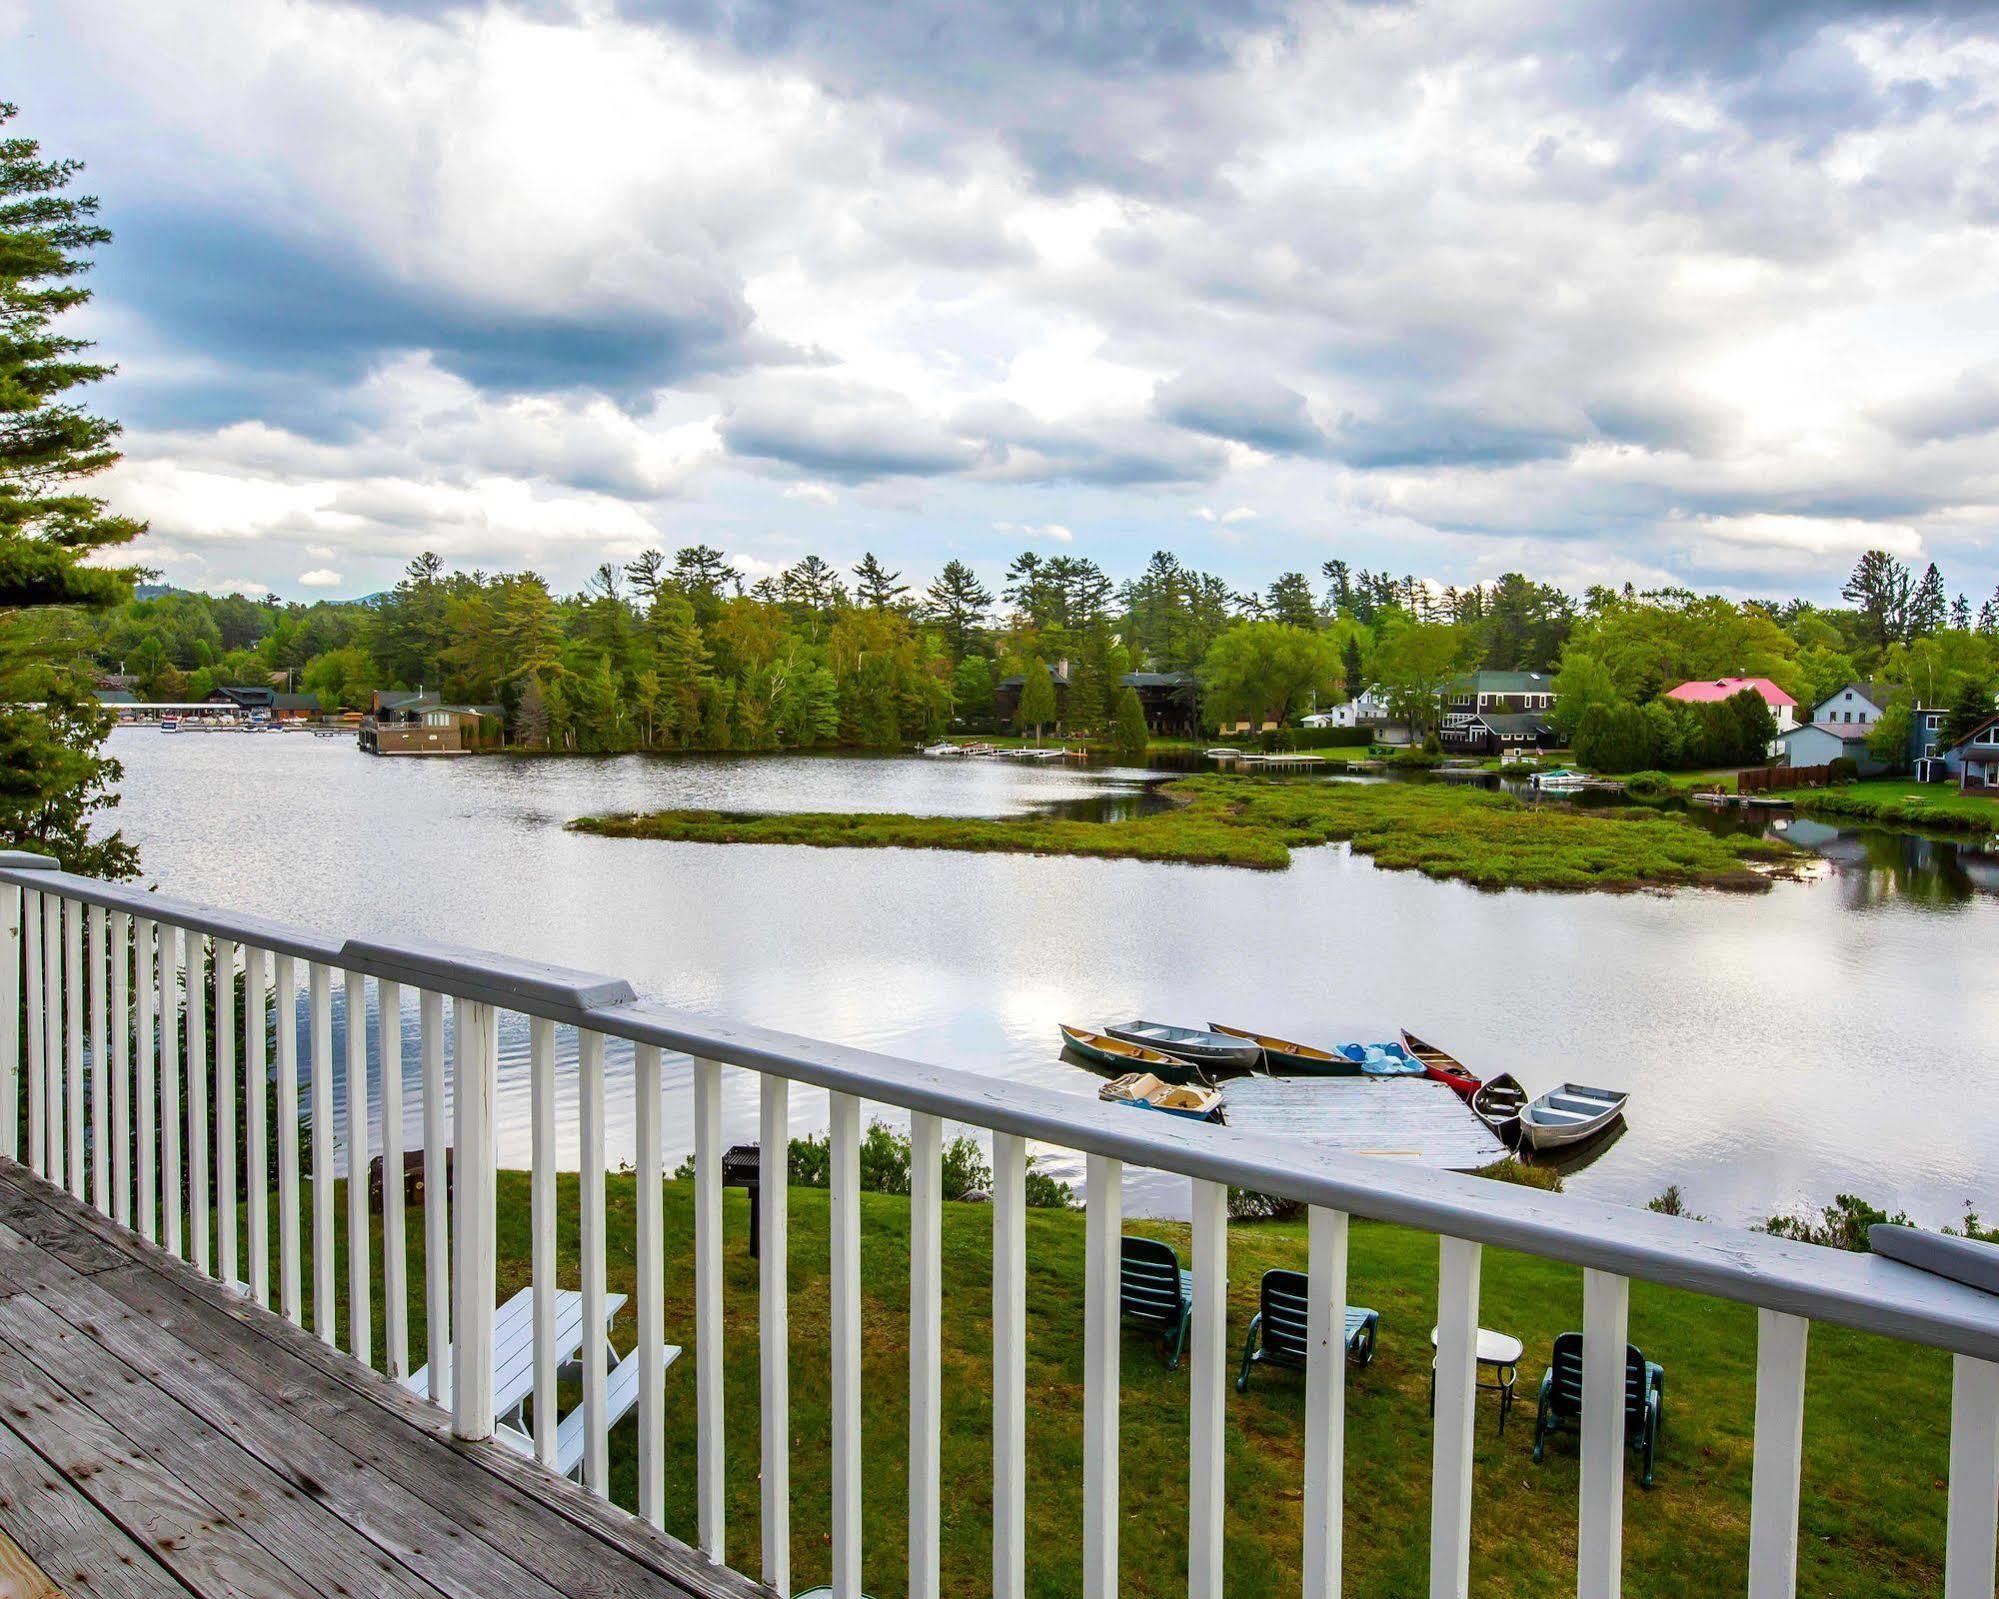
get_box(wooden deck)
[0,1158,764,1599]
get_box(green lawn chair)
[1235,1268,1379,1392]
[1120,1235,1196,1369]
[1531,1332,1665,1487]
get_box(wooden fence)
[1740,762,1831,792]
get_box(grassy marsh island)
[572,774,1797,891]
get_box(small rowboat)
[1400,1030,1480,1099]
[1099,1071,1225,1123]
[1470,1072,1528,1141]
[1208,1023,1358,1076]
[1104,1020,1262,1073]
[1059,1025,1213,1084]
[1517,1082,1628,1152]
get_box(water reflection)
[111,731,1999,1226]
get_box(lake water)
[107,729,1999,1227]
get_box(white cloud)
[15,0,1999,599]
[297,568,343,588]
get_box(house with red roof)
[1663,677,1798,731]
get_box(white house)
[1812,680,1893,730]
[1302,685,1391,729]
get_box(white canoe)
[1517,1082,1628,1151]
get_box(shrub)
[1227,1187,1304,1220]
[1286,725,1373,749]
[1474,1157,1563,1191]
[1622,770,1676,802]
[1023,1158,1074,1209]
[1645,1183,1706,1220]
[1827,756,1858,783]
[1759,1192,1912,1251]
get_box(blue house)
[1914,711,1999,792]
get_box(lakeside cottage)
[990,664,1201,735]
[1437,670,1559,755]
[1300,683,1410,742]
[1663,676,1797,732]
[1914,710,1999,792]
[204,683,322,721]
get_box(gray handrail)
[10,861,1999,1361]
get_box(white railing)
[1,847,1997,1599]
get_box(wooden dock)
[0,1158,754,1599]
[1222,1076,1507,1170]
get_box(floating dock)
[1221,1076,1507,1170]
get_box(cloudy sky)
[13,0,1999,606]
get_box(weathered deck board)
[1221,1075,1507,1170]
[0,1158,769,1599]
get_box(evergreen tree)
[1016,657,1056,741]
[852,552,909,611]
[1111,685,1149,760]
[1842,550,1913,648]
[1320,558,1353,616]
[0,106,145,874]
[623,548,666,604]
[924,559,992,659]
[648,594,709,747]
[1340,634,1364,701]
[1944,677,1995,746]
[512,674,550,749]
[1266,571,1319,629]
[1951,592,1972,631]
[779,555,846,619]
[1910,562,1947,636]
[1981,589,1999,636]
[670,545,739,622]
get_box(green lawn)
[289,1173,1964,1599]
[1774,779,1999,832]
[570,774,1796,891]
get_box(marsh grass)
[571,775,1794,891]
[291,1173,1960,1598]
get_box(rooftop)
[1664,677,1797,708]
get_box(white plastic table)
[1429,1324,1525,1432]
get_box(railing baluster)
[87,905,106,1215]
[829,1090,862,1599]
[992,1131,1026,1599]
[450,997,498,1441]
[1083,1153,1122,1599]
[159,918,180,1257]
[1945,1354,1999,1599]
[1579,1269,1629,1599]
[1189,1176,1227,1599]
[1303,1205,1349,1599]
[275,953,302,1325]
[530,1015,557,1465]
[309,962,333,1342]
[109,912,130,1227]
[759,1072,790,1599]
[186,928,209,1274]
[635,1042,664,1527]
[379,980,407,1379]
[63,895,82,1197]
[0,881,18,1164]
[42,895,60,1188]
[135,919,156,1242]
[1430,1235,1481,1599]
[22,890,41,1175]
[910,1111,942,1599]
[245,945,268,1307]
[1748,1309,1809,1599]
[579,1028,609,1497]
[694,1055,724,1564]
[345,969,371,1365]
[215,938,237,1287]
[420,989,449,1405]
